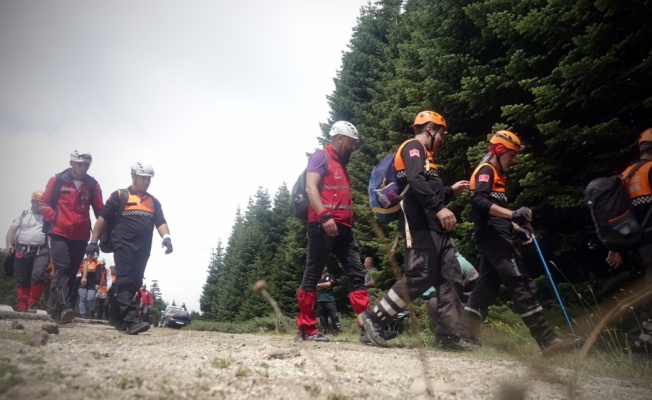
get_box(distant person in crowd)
[139,283,153,324]
[39,150,104,324]
[296,121,370,343]
[4,190,49,312]
[606,128,652,357]
[105,265,117,321]
[78,256,103,318]
[94,260,109,320]
[359,111,473,351]
[86,162,172,335]
[363,257,378,289]
[315,266,341,334]
[458,130,576,356]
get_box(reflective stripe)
[322,204,354,210]
[387,289,407,309]
[520,306,543,318]
[323,185,350,190]
[638,332,652,344]
[464,306,482,318]
[378,299,398,317]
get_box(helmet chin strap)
[496,153,507,174]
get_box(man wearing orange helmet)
[359,111,475,350]
[605,128,652,357]
[459,130,575,355]
[4,190,49,312]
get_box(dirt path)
[1,316,651,400]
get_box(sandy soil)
[1,316,651,400]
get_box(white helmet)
[130,162,155,177]
[70,149,92,163]
[329,121,359,142]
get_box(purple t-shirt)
[306,150,328,175]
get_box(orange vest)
[470,162,507,195]
[622,161,652,200]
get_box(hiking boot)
[305,332,328,342]
[59,308,75,325]
[125,321,150,335]
[541,337,580,357]
[437,336,480,352]
[358,313,388,348]
[359,330,372,345]
[382,329,398,341]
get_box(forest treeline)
[199,0,652,322]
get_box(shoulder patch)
[478,174,490,183]
[409,149,421,158]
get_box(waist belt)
[17,243,49,255]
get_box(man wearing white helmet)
[4,190,49,312]
[295,121,370,342]
[39,150,104,324]
[86,162,172,335]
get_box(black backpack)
[585,160,652,252]
[99,189,128,253]
[289,151,328,221]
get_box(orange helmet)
[413,110,447,133]
[638,128,652,151]
[490,130,523,153]
[31,190,43,201]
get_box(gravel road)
[1,316,651,400]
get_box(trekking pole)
[530,232,578,339]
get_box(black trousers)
[316,301,340,332]
[49,236,86,312]
[460,237,556,347]
[113,246,150,324]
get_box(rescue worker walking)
[39,150,104,324]
[139,283,153,324]
[4,191,49,312]
[606,128,652,357]
[459,130,576,355]
[86,162,172,335]
[94,261,109,320]
[359,111,473,350]
[296,121,370,342]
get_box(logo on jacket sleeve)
[334,170,342,179]
[478,174,490,183]
[409,149,421,158]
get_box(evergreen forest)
[199,0,652,324]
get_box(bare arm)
[90,216,107,243]
[4,225,18,254]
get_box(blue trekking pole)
[530,232,577,340]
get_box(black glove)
[512,207,532,225]
[514,226,531,242]
[86,242,99,256]
[162,237,173,254]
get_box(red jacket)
[307,145,354,227]
[140,290,153,307]
[39,168,104,241]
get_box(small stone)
[28,330,49,347]
[11,321,24,330]
[42,323,60,335]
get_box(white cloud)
[0,0,368,312]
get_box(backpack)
[99,189,128,253]
[290,151,328,221]
[368,140,415,222]
[585,160,652,252]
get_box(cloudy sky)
[0,1,370,312]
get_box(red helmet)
[412,111,447,133]
[490,130,523,153]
